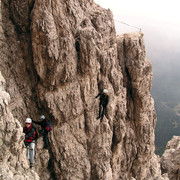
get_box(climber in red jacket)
[23,118,36,168]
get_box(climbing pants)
[99,103,106,120]
[26,141,35,164]
[43,131,49,148]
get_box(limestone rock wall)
[161,136,180,180]
[0,71,39,179]
[116,33,162,180]
[0,0,163,179]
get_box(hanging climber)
[32,115,52,149]
[95,89,109,121]
[23,118,37,168]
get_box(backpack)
[33,125,39,140]
[45,120,52,131]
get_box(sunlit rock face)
[161,136,180,180]
[0,0,163,179]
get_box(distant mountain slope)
[151,54,180,155]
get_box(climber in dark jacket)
[23,118,36,168]
[95,89,109,121]
[32,115,52,148]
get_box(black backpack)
[45,120,52,131]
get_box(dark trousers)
[43,131,49,148]
[98,103,106,120]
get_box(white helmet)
[40,115,45,120]
[103,89,108,94]
[25,118,32,123]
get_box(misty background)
[94,0,180,155]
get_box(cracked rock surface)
[0,0,164,179]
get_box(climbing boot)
[30,163,34,168]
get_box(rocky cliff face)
[0,0,164,179]
[161,136,180,180]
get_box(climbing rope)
[115,19,141,31]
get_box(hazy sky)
[93,0,180,61]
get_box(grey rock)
[161,136,180,180]
[0,0,166,179]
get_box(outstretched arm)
[95,93,101,98]
[32,119,42,125]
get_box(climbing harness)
[24,146,33,150]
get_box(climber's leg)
[97,103,102,119]
[29,141,35,166]
[43,131,49,148]
[100,106,106,121]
